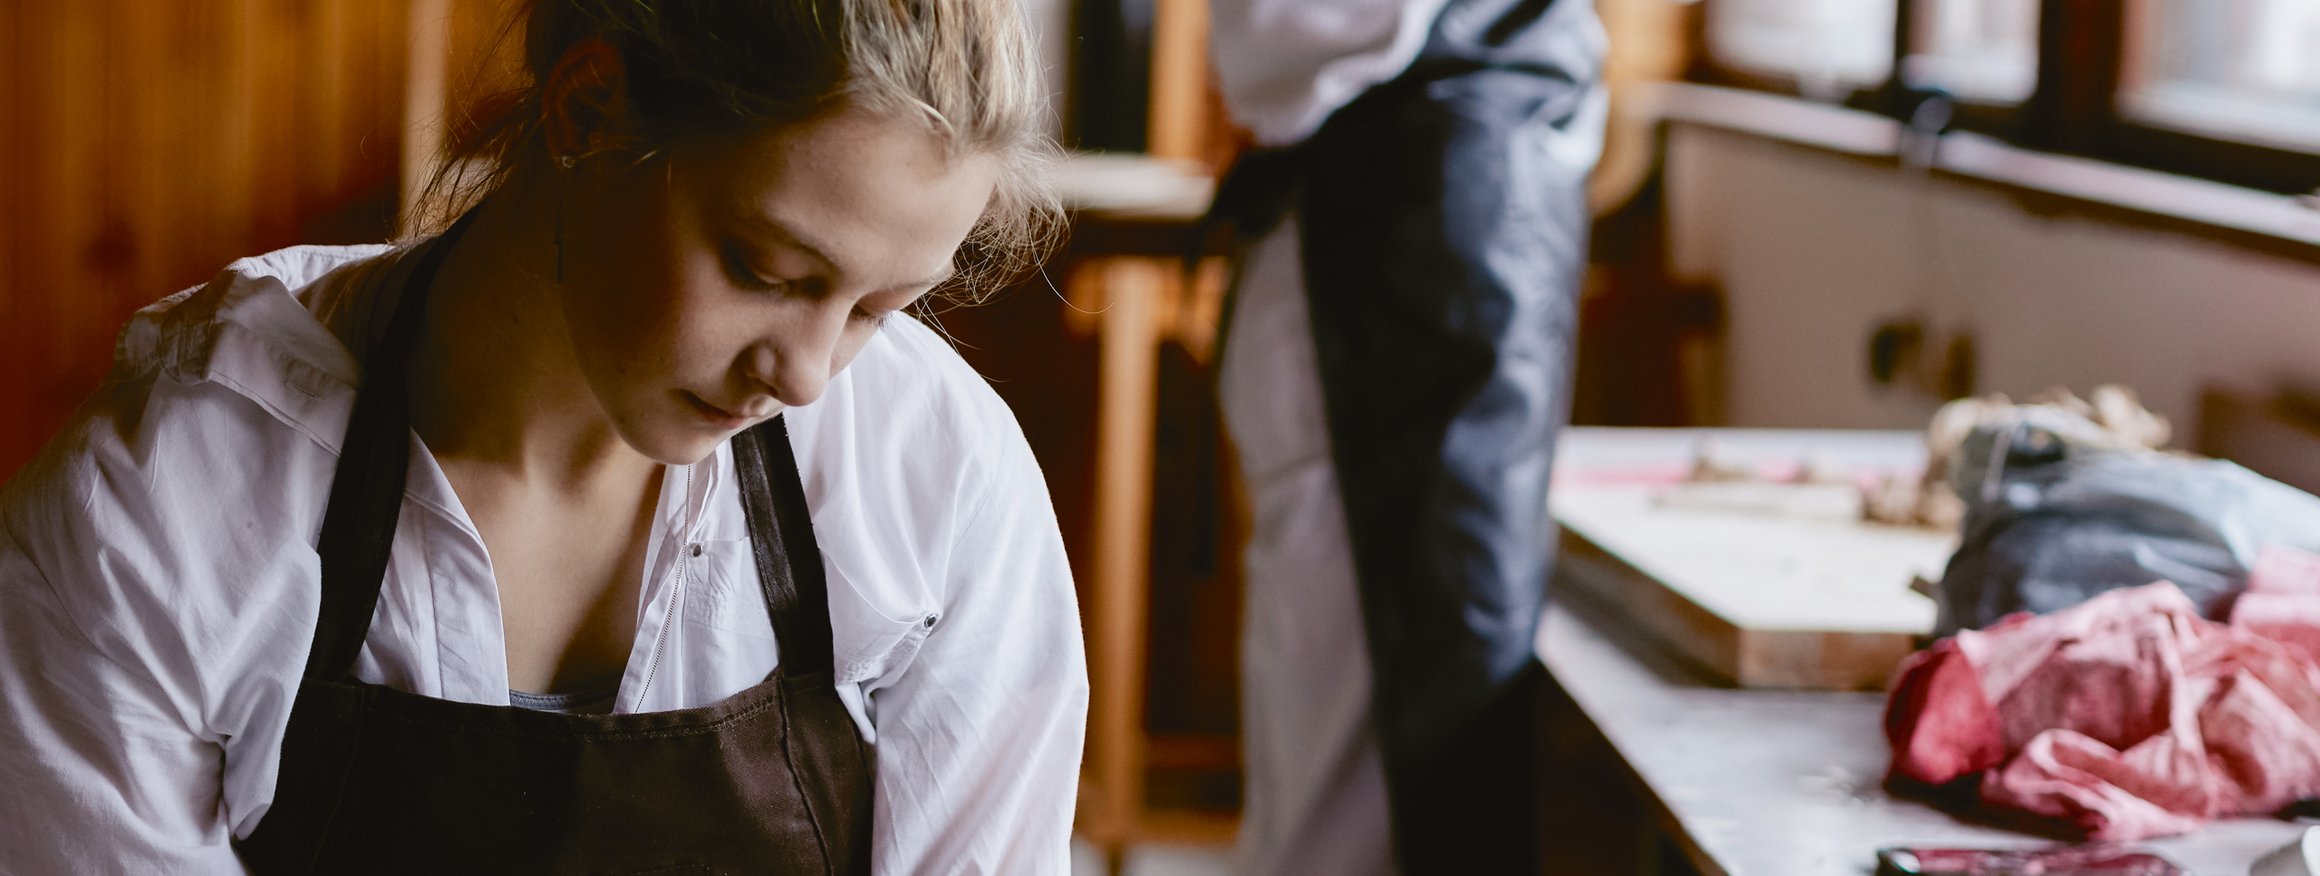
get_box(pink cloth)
[1885,558,2320,841]
[2234,547,2320,665]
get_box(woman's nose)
[748,302,850,407]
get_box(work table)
[1537,602,2303,875]
[1539,427,2308,875]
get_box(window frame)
[1894,0,2035,140]
[1690,0,2320,195]
[1683,0,1900,110]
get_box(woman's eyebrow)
[735,212,838,271]
[736,211,950,291]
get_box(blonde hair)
[422,0,1061,302]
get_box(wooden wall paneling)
[307,0,352,214]
[15,0,54,430]
[91,0,128,339]
[13,0,52,459]
[259,0,305,240]
[37,3,104,448]
[316,0,410,244]
[20,2,114,471]
[149,1,216,298]
[114,0,175,322]
[9,0,38,472]
[1,3,421,479]
[376,0,424,219]
[76,0,130,416]
[216,0,260,284]
[10,0,65,473]
[299,0,336,232]
[402,0,454,234]
[351,0,394,229]
[349,0,390,193]
[447,0,526,129]
[323,0,385,231]
[155,1,218,299]
[3,0,24,459]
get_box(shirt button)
[921,613,939,629]
[689,543,703,558]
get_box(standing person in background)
[1206,0,1606,871]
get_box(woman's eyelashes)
[719,242,893,329]
[719,243,787,293]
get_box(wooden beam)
[1084,256,1164,866]
[1145,0,1209,161]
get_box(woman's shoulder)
[845,312,1022,437]
[3,244,389,664]
[34,240,395,481]
[46,242,394,529]
[0,373,335,740]
[801,312,1032,486]
[113,243,395,393]
[785,309,1049,588]
[787,311,1069,690]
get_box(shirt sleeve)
[866,428,1089,873]
[1208,0,1454,145]
[0,493,245,874]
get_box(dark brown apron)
[235,215,875,875]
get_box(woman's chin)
[615,420,731,468]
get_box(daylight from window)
[2123,0,2320,150]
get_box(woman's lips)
[682,392,750,430]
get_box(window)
[1694,0,2320,194]
[1703,0,1896,100]
[1906,0,2039,105]
[2120,0,2320,151]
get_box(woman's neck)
[406,183,661,495]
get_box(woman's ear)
[541,37,630,162]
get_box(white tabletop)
[1540,428,2309,876]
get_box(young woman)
[0,1,1085,872]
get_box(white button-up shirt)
[0,243,1088,874]
[1208,0,1452,145]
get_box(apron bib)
[235,214,874,875]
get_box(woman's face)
[556,108,1000,465]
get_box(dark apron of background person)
[1211,0,1605,869]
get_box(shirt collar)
[115,242,408,457]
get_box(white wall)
[1665,124,2320,435]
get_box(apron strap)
[306,213,474,682]
[732,417,837,678]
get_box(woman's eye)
[850,306,892,328]
[720,245,785,292]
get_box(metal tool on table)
[1873,845,2184,876]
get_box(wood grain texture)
[0,2,490,479]
[1552,483,1953,691]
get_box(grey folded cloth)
[1932,404,2320,636]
